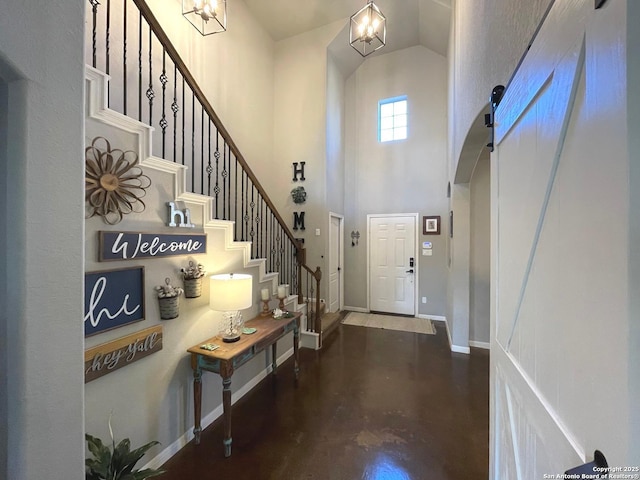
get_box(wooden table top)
[187,312,301,361]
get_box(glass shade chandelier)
[349,0,386,57]
[183,0,227,36]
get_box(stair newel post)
[314,267,322,335]
[296,246,306,304]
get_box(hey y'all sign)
[84,326,163,383]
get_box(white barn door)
[491,0,632,476]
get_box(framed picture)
[84,266,146,337]
[423,215,441,235]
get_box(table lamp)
[210,273,253,343]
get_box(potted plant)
[155,277,183,320]
[180,261,206,298]
[85,418,165,480]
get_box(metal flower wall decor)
[85,137,151,225]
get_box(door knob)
[406,269,414,273]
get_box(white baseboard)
[434,317,471,355]
[142,347,294,470]
[417,314,447,322]
[300,331,320,350]
[469,340,490,350]
[343,305,368,313]
[451,344,471,354]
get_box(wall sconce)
[209,273,252,342]
[351,230,360,246]
[349,0,386,57]
[183,0,227,36]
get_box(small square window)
[378,96,408,142]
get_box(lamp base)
[222,334,241,343]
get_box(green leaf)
[131,468,167,480]
[86,434,110,460]
[86,427,164,480]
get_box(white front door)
[328,213,343,313]
[368,214,416,315]
[491,0,632,475]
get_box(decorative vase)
[183,277,202,298]
[158,295,180,319]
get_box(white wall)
[326,51,346,217]
[0,1,86,478]
[451,0,551,172]
[470,152,490,345]
[272,21,345,293]
[146,0,275,186]
[343,45,448,315]
[0,71,8,480]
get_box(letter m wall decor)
[84,266,145,337]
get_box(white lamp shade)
[209,273,253,311]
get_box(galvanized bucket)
[158,295,180,319]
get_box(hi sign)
[84,266,145,337]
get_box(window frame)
[378,95,408,143]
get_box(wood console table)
[187,312,301,457]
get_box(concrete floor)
[160,321,489,479]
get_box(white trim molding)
[469,340,490,350]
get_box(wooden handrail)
[132,0,302,252]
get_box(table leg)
[221,362,234,457]
[271,343,277,375]
[193,369,202,444]
[293,321,300,380]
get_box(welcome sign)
[99,231,207,261]
[84,266,145,337]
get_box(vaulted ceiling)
[243,0,451,58]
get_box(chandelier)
[349,0,386,57]
[183,0,227,36]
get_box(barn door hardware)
[486,84,505,152]
[565,450,608,476]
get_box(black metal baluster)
[181,77,185,165]
[233,156,238,240]
[255,196,261,258]
[214,132,220,219]
[138,11,142,122]
[191,92,195,191]
[122,0,127,115]
[172,66,178,163]
[200,107,205,195]
[147,28,154,128]
[91,0,99,68]
[222,143,227,220]
[160,49,167,159]
[240,171,245,241]
[272,215,277,274]
[206,121,212,197]
[105,0,111,105]
[251,185,256,258]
